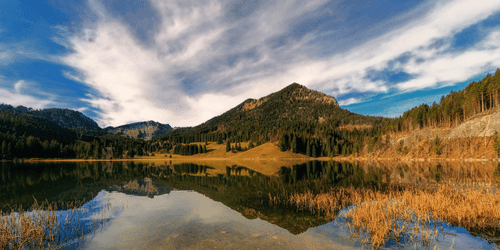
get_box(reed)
[0,198,106,249]
[269,180,500,249]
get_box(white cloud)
[14,80,24,94]
[0,87,54,109]
[61,0,500,127]
[61,0,330,127]
[338,97,361,106]
[62,71,86,83]
[248,0,500,104]
[75,107,88,113]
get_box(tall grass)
[0,198,112,249]
[270,180,500,249]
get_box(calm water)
[1,160,499,249]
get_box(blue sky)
[1,0,500,127]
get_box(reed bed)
[0,198,112,249]
[269,180,500,249]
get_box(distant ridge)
[105,120,173,140]
[0,104,104,136]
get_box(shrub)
[431,135,441,155]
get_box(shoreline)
[6,155,500,163]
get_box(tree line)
[386,69,500,133]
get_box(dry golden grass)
[270,180,500,249]
[138,142,308,161]
[1,199,107,249]
[1,200,63,249]
[231,142,309,160]
[133,142,309,175]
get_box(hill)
[0,104,104,136]
[0,109,79,158]
[156,83,391,157]
[105,120,173,140]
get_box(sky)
[1,0,500,128]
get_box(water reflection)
[1,160,498,249]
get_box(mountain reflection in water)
[0,160,498,249]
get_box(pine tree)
[278,134,287,151]
[127,149,135,158]
[291,137,297,153]
[226,141,231,152]
[431,135,441,155]
[493,131,500,156]
[1,141,5,159]
[312,140,317,158]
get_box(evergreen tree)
[1,141,5,159]
[226,141,231,152]
[127,149,135,158]
[493,131,500,156]
[279,134,287,151]
[431,135,441,155]
[291,137,297,153]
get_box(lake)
[1,160,499,249]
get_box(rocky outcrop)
[105,120,173,140]
[447,110,500,138]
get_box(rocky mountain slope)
[105,121,173,140]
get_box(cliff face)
[447,109,500,138]
[359,108,500,160]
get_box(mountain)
[0,104,104,136]
[201,82,341,127]
[105,120,173,140]
[157,83,390,153]
[194,82,386,131]
[0,109,78,145]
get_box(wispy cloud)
[61,0,330,127]
[0,80,55,109]
[14,80,25,94]
[57,0,500,127]
[337,98,361,106]
[309,0,500,96]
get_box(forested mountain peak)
[193,82,355,131]
[157,82,387,150]
[279,82,338,106]
[236,83,338,112]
